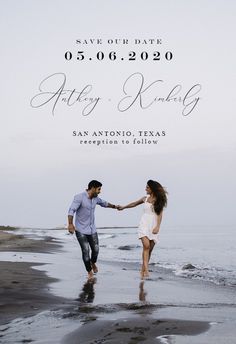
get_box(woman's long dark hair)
[147,180,168,215]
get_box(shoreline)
[0,229,236,343]
[0,230,67,325]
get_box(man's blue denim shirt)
[68,191,108,234]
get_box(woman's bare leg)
[149,240,155,262]
[141,237,150,278]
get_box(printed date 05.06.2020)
[64,50,173,62]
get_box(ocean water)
[8,225,236,288]
[99,225,236,287]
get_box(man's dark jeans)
[75,231,99,272]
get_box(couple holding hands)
[68,179,168,279]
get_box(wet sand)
[0,231,66,325]
[63,317,209,344]
[0,229,236,343]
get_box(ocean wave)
[99,234,117,239]
[158,262,236,287]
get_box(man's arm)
[67,194,82,234]
[106,202,118,209]
[68,215,75,234]
[97,198,118,209]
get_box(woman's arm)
[118,197,145,210]
[152,210,163,234]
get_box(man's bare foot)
[91,263,98,273]
[87,271,94,279]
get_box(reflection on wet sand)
[77,278,148,305]
[139,280,147,302]
[62,279,210,344]
[76,278,97,303]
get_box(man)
[68,180,118,279]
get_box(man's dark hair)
[88,180,102,190]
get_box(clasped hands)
[116,205,125,211]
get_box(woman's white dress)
[138,197,159,243]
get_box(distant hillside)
[0,225,18,231]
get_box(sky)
[0,0,236,228]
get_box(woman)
[118,180,167,279]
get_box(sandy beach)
[0,230,67,325]
[0,228,236,343]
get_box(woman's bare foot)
[87,270,94,279]
[91,263,98,273]
[143,270,149,278]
